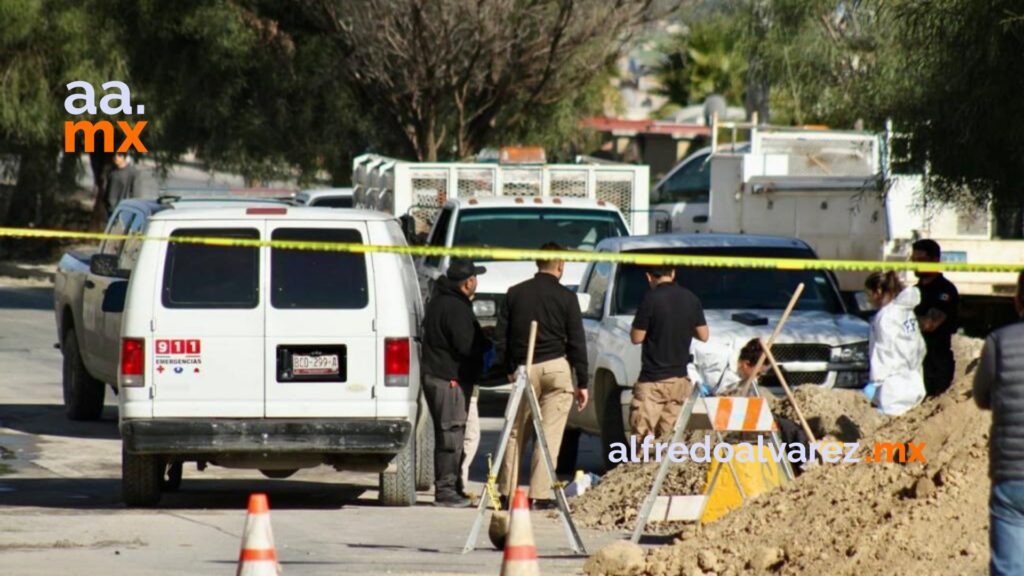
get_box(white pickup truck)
[566,233,871,465]
[415,196,632,325]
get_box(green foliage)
[656,15,747,108]
[0,0,124,145]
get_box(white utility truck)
[650,122,1021,332]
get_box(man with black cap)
[421,258,492,507]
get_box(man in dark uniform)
[911,239,960,396]
[629,265,708,439]
[495,242,589,509]
[421,258,491,507]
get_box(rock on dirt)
[585,541,646,576]
[592,335,991,576]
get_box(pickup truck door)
[574,261,613,432]
[82,208,137,383]
[414,205,453,303]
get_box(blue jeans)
[991,480,1024,576]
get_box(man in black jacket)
[495,242,589,509]
[421,258,491,507]
[974,271,1024,575]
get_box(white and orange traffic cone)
[500,488,539,576]
[237,493,281,576]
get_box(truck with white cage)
[351,152,650,326]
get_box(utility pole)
[745,0,771,123]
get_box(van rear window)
[271,228,368,309]
[162,229,259,309]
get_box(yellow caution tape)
[1,226,1022,274]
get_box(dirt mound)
[573,457,708,535]
[587,335,991,576]
[771,387,885,443]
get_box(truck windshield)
[613,247,844,315]
[452,208,627,251]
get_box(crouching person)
[864,271,927,416]
[421,259,492,507]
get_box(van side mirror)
[576,293,592,314]
[102,280,129,313]
[90,254,128,278]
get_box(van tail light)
[384,338,410,387]
[121,338,145,387]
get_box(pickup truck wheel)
[161,462,183,491]
[62,329,105,421]
[379,433,416,506]
[122,446,162,507]
[601,386,627,472]
[415,412,434,491]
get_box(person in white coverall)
[863,271,927,416]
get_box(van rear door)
[264,223,377,417]
[151,224,265,417]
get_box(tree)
[655,14,747,112]
[0,0,125,227]
[884,0,1024,235]
[297,0,662,161]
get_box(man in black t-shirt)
[911,239,960,396]
[629,265,709,439]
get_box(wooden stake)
[739,282,806,396]
[759,337,818,444]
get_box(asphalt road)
[0,285,614,575]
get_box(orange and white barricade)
[630,386,793,543]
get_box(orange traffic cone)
[500,488,539,576]
[237,493,281,576]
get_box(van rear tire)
[416,411,434,491]
[379,435,416,506]
[122,446,162,507]
[62,329,105,421]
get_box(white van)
[115,206,426,506]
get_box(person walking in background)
[105,152,139,213]
[420,259,492,507]
[495,242,588,510]
[974,271,1024,576]
[911,239,960,396]
[863,271,926,416]
[629,265,708,439]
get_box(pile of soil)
[586,335,991,575]
[573,457,709,535]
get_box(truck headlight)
[472,299,496,318]
[831,341,868,364]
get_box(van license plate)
[292,354,339,376]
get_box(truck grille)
[762,371,828,387]
[769,343,831,363]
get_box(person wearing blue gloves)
[863,271,926,416]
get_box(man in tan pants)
[495,243,589,509]
[630,265,708,440]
